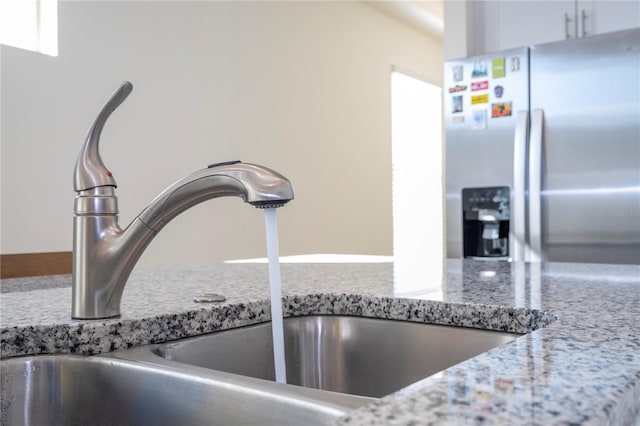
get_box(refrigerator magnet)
[452,116,465,124]
[494,85,504,98]
[472,110,487,130]
[491,102,512,117]
[448,85,467,93]
[471,81,489,91]
[453,65,463,82]
[452,95,463,113]
[471,94,488,105]
[492,58,506,78]
[510,57,520,72]
[471,61,488,78]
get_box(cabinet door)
[476,1,576,53]
[578,1,640,37]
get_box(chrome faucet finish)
[72,81,294,319]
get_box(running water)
[264,208,287,384]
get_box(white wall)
[1,1,442,267]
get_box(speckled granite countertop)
[1,259,639,425]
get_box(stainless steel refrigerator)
[445,28,640,264]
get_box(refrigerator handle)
[528,109,544,262]
[512,110,528,262]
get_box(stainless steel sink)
[0,316,522,425]
[0,353,369,426]
[153,315,522,398]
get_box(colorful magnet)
[448,85,467,93]
[494,85,504,98]
[492,102,512,117]
[472,61,488,78]
[453,65,463,82]
[471,94,489,104]
[492,58,506,78]
[452,95,463,113]
[471,81,489,91]
[472,110,487,130]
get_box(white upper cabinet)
[475,0,640,54]
[580,1,640,37]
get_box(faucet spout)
[72,82,294,320]
[138,161,293,233]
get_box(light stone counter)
[1,259,639,425]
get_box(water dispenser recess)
[462,187,510,260]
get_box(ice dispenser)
[462,187,510,260]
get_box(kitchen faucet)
[72,81,294,319]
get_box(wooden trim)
[0,252,72,279]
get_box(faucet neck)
[72,214,155,319]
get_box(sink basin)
[0,316,522,425]
[154,315,522,398]
[0,354,367,426]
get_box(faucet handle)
[73,81,133,192]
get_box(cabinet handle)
[581,9,588,37]
[564,13,573,39]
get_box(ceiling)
[364,1,444,40]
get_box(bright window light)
[0,0,58,56]
[391,70,443,297]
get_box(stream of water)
[264,208,287,384]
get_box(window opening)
[391,69,443,297]
[0,0,58,56]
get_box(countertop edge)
[0,293,555,359]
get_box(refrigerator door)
[529,28,640,264]
[445,48,530,259]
